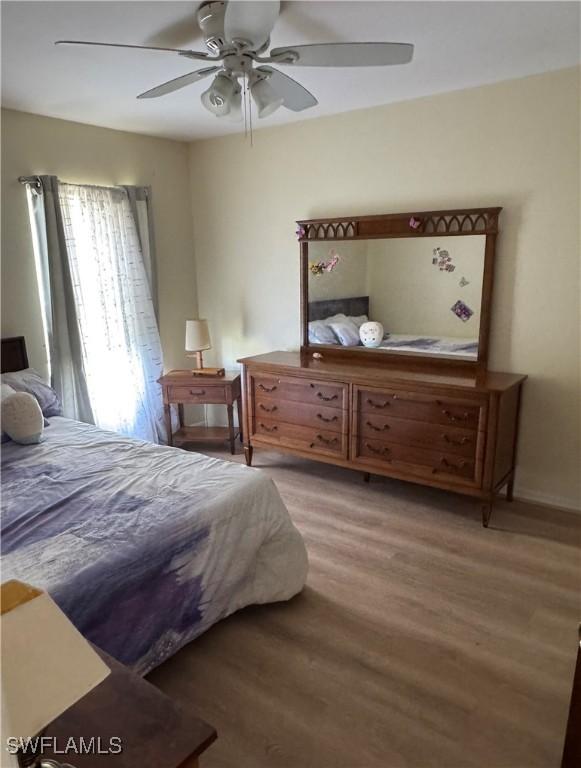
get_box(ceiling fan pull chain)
[249,78,254,147]
[243,73,248,138]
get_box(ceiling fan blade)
[144,11,204,49]
[137,66,221,99]
[256,66,317,112]
[224,1,280,48]
[54,40,210,60]
[268,42,414,67]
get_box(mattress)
[1,417,308,673]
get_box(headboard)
[1,337,29,373]
[308,296,369,322]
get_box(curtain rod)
[18,175,42,185]
[18,176,149,196]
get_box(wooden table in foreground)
[42,650,217,767]
[159,369,242,454]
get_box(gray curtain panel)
[122,185,159,317]
[27,175,95,424]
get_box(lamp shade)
[1,581,110,743]
[185,319,211,353]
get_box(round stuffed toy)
[359,321,385,348]
[1,391,44,444]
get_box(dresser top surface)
[238,351,526,393]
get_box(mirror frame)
[298,207,501,370]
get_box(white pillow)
[308,320,339,345]
[327,317,361,347]
[1,383,16,443]
[1,391,44,444]
[348,314,369,329]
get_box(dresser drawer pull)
[316,391,339,402]
[317,413,339,423]
[310,434,339,447]
[258,383,277,393]
[442,409,470,422]
[366,398,390,409]
[189,389,206,396]
[432,456,468,473]
[259,403,278,413]
[365,442,391,458]
[442,434,470,446]
[259,422,278,433]
[366,420,390,432]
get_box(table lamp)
[185,319,224,377]
[1,580,111,768]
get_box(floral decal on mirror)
[309,249,340,276]
[451,300,474,322]
[432,247,456,272]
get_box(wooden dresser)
[239,352,525,527]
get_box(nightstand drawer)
[167,384,226,404]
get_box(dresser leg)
[481,500,493,528]
[244,445,253,466]
[363,472,371,483]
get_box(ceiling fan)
[56,0,414,122]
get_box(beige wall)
[189,67,580,510]
[366,235,485,338]
[308,240,368,302]
[1,108,198,378]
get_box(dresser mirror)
[299,208,501,367]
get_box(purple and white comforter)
[1,417,308,673]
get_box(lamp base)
[186,351,224,377]
[191,367,225,377]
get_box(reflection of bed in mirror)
[308,296,479,359]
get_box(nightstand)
[159,370,242,454]
[41,648,216,767]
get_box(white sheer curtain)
[57,183,166,443]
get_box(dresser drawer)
[252,417,348,458]
[355,437,480,485]
[255,396,347,434]
[359,413,478,459]
[251,374,347,410]
[357,386,485,430]
[167,384,226,404]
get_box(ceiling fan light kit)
[250,71,283,119]
[55,0,414,131]
[201,71,236,116]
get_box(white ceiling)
[1,1,579,141]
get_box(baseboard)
[513,488,581,515]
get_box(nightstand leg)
[164,404,173,447]
[227,404,235,454]
[244,445,253,466]
[506,473,515,502]
[236,397,243,443]
[481,500,493,528]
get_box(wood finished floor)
[148,447,581,768]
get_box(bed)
[1,338,308,674]
[308,297,478,358]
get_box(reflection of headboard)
[308,296,369,322]
[1,337,29,373]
